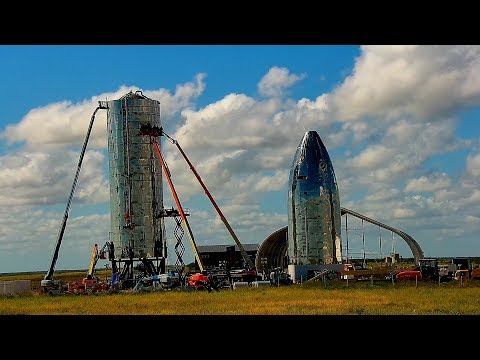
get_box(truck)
[417,257,472,282]
[418,258,439,281]
[471,268,480,280]
[442,257,472,281]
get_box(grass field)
[1,271,480,315]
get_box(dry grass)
[1,279,480,315]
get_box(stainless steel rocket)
[287,130,342,265]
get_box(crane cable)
[162,129,255,270]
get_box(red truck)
[396,270,422,281]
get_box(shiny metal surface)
[287,131,342,265]
[106,91,165,259]
[255,226,288,272]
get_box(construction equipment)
[270,267,292,286]
[187,272,220,292]
[138,123,205,273]
[66,279,109,295]
[396,270,422,281]
[82,243,108,287]
[416,257,473,282]
[451,257,472,273]
[41,103,107,294]
[418,258,439,280]
[139,124,258,286]
[160,127,255,271]
[454,269,470,281]
[471,268,480,280]
[436,257,472,282]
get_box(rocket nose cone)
[290,130,333,174]
[301,130,327,156]
[304,130,322,145]
[296,130,335,181]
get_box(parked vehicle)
[396,270,422,281]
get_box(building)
[195,244,259,270]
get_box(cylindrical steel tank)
[106,91,165,259]
[287,130,342,265]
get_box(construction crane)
[162,130,255,270]
[139,124,205,273]
[41,103,108,294]
[141,124,255,270]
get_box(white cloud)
[0,206,110,272]
[404,173,451,193]
[258,66,305,97]
[332,45,480,122]
[160,93,304,201]
[342,119,462,184]
[392,207,416,219]
[0,150,109,206]
[466,153,480,176]
[364,188,402,202]
[254,170,289,192]
[386,119,421,144]
[465,215,480,224]
[465,189,480,204]
[434,189,457,202]
[2,100,109,150]
[145,73,206,118]
[2,52,480,271]
[349,145,394,169]
[342,121,371,143]
[1,75,206,151]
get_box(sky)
[0,45,479,274]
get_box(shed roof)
[197,244,259,253]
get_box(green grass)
[1,275,480,315]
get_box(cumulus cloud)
[253,170,290,192]
[364,187,402,202]
[258,66,305,97]
[144,73,206,117]
[3,46,480,271]
[0,150,109,206]
[466,152,480,176]
[332,45,480,122]
[1,75,206,151]
[465,215,480,224]
[342,119,462,184]
[349,145,394,169]
[465,189,480,204]
[393,207,417,219]
[386,119,421,143]
[404,173,452,193]
[159,93,306,201]
[0,205,110,271]
[434,189,457,202]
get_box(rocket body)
[287,131,342,265]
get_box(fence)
[0,280,32,295]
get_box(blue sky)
[0,45,479,274]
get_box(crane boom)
[163,132,255,270]
[85,243,100,279]
[41,104,106,291]
[150,138,205,272]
